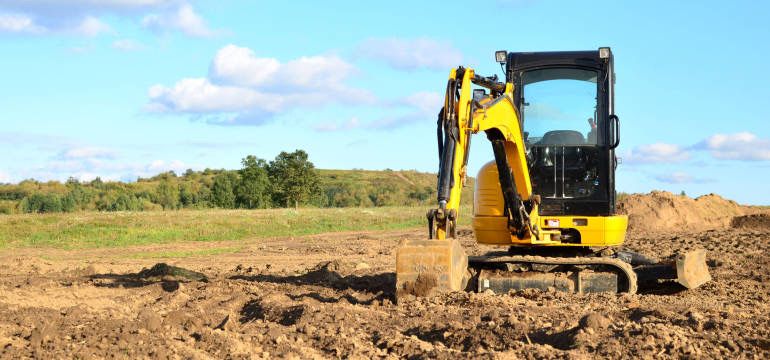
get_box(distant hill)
[318,169,474,207]
[0,168,474,214]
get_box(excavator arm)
[428,66,554,242]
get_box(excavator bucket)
[675,249,712,289]
[395,239,469,299]
[633,249,712,290]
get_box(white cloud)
[0,1,178,11]
[396,91,442,115]
[693,132,770,161]
[314,117,362,132]
[73,16,111,36]
[146,159,187,173]
[58,146,116,160]
[314,91,443,132]
[0,13,43,33]
[0,171,10,183]
[357,37,463,71]
[0,0,215,37]
[43,146,195,182]
[209,45,281,87]
[147,44,374,125]
[623,143,690,164]
[141,3,217,37]
[208,45,359,94]
[43,158,194,182]
[364,91,443,129]
[112,38,144,51]
[147,78,274,113]
[655,172,713,184]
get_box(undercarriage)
[469,247,710,295]
[396,239,711,298]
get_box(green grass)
[0,206,472,250]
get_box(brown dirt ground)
[1,196,769,359]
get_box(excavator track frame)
[469,254,637,294]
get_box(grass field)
[0,206,472,250]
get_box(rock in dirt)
[579,312,611,330]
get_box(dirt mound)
[731,213,770,230]
[618,191,750,232]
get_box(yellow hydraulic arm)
[428,67,556,242]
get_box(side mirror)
[608,115,620,149]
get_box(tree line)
[0,149,472,214]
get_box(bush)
[211,173,238,208]
[154,179,180,210]
[20,193,63,213]
[140,199,163,211]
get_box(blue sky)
[0,0,769,204]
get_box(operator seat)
[533,130,591,197]
[539,130,585,145]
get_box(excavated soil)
[731,214,770,230]
[618,191,755,232]
[1,193,769,359]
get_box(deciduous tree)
[267,150,320,208]
[236,155,270,209]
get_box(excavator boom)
[429,66,556,243]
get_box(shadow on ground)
[230,261,395,301]
[88,273,181,292]
[239,298,306,325]
[88,263,207,292]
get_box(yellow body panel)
[473,160,627,247]
[472,89,533,201]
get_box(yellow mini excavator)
[396,48,710,297]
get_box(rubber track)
[468,255,638,294]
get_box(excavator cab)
[472,49,626,248]
[507,49,619,216]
